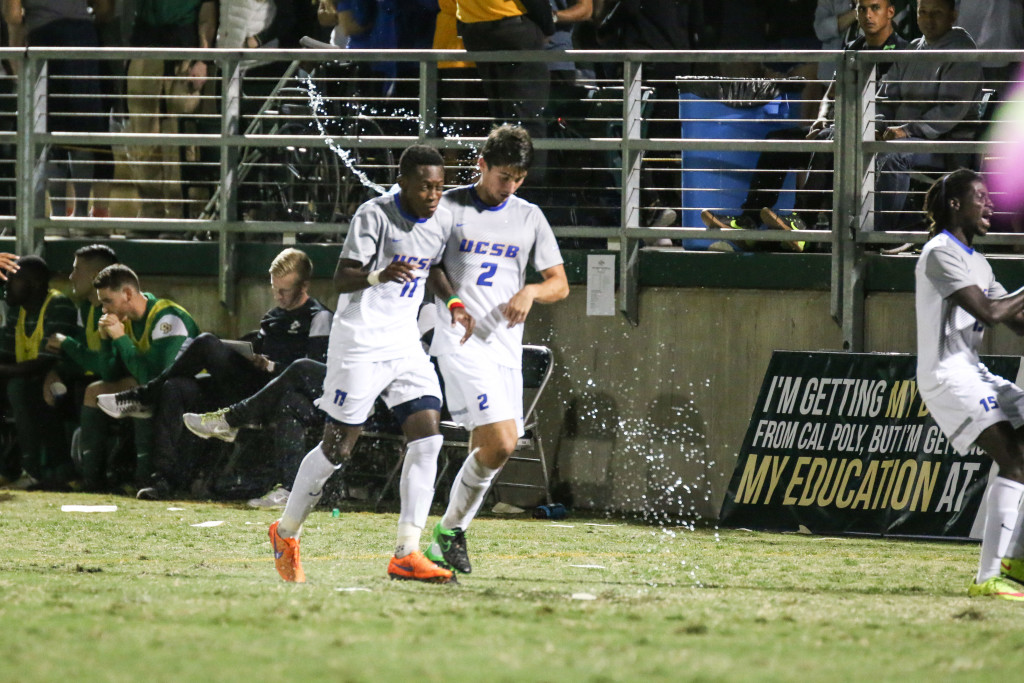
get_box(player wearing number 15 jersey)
[268,145,473,585]
[426,125,569,574]
[915,169,1024,601]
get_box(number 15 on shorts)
[980,396,998,412]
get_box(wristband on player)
[367,268,384,286]
[446,295,465,311]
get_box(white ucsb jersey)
[915,230,1007,393]
[430,184,563,368]
[329,192,452,362]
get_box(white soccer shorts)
[437,346,524,435]
[921,363,1024,454]
[319,352,441,426]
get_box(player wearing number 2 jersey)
[268,145,473,584]
[915,169,1024,601]
[425,125,569,574]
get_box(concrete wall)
[118,278,1024,522]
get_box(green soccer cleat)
[967,575,1024,601]
[1000,557,1024,585]
[425,522,472,574]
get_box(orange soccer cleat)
[269,520,305,583]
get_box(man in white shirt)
[425,125,569,574]
[268,144,472,585]
[915,168,1024,600]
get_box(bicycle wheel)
[331,115,396,221]
[250,120,341,224]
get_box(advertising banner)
[719,351,1022,539]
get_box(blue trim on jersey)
[941,230,974,255]
[469,184,509,212]
[394,193,428,224]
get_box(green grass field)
[3,491,1024,682]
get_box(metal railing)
[2,46,1020,348]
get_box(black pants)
[740,124,833,229]
[146,333,272,492]
[227,358,326,487]
[460,16,550,177]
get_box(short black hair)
[929,0,955,11]
[93,263,140,292]
[480,124,534,171]
[925,168,982,238]
[398,144,444,179]
[74,244,118,268]
[15,255,50,289]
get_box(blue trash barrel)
[678,79,803,250]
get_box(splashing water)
[303,75,388,196]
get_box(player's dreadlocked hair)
[924,168,982,240]
[480,124,534,171]
[398,144,444,179]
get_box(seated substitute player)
[96,248,332,499]
[268,144,473,584]
[915,169,1024,601]
[424,124,569,574]
[43,244,122,491]
[0,256,79,489]
[90,264,201,496]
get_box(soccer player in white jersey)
[915,169,1024,601]
[424,124,569,574]
[268,145,472,584]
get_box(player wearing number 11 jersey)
[426,125,569,574]
[268,145,472,584]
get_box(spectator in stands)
[546,0,592,89]
[702,0,906,243]
[90,264,201,496]
[125,0,215,220]
[456,0,554,180]
[434,0,486,142]
[873,0,983,230]
[335,0,399,97]
[815,0,859,83]
[97,248,332,500]
[2,0,111,218]
[956,0,1024,96]
[318,0,347,45]
[595,0,702,232]
[0,256,78,490]
[764,0,823,120]
[44,245,128,492]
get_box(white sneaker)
[0,471,38,490]
[97,391,152,419]
[247,486,290,508]
[183,409,239,443]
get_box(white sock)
[441,448,499,532]
[977,477,1024,582]
[395,435,442,557]
[1004,486,1024,560]
[278,444,339,539]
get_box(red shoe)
[269,520,305,583]
[387,550,456,584]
